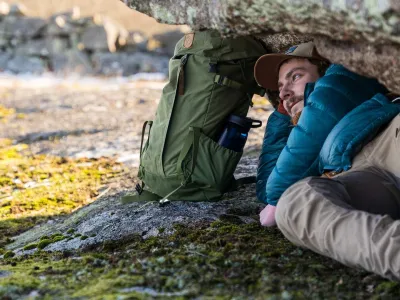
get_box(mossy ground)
[1,221,400,299]
[0,138,123,248]
[1,106,400,299]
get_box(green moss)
[0,139,123,247]
[66,228,75,235]
[376,281,400,293]
[23,243,38,251]
[0,129,399,297]
[3,250,15,259]
[34,235,66,250]
[52,236,66,243]
[80,235,89,241]
[1,220,400,298]
[50,233,64,239]
[37,239,52,250]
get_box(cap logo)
[285,46,298,54]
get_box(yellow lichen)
[0,139,123,247]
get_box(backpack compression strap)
[214,74,265,96]
[121,120,160,204]
[139,121,153,156]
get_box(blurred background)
[0,0,190,77]
[1,0,184,34]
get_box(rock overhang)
[123,0,400,94]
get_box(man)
[254,42,400,279]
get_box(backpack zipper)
[178,54,189,96]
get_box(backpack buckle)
[159,198,170,207]
[216,75,225,86]
[135,183,143,195]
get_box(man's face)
[278,58,320,117]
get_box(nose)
[279,82,293,101]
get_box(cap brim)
[254,53,293,91]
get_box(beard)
[286,95,304,125]
[291,111,302,125]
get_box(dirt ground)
[0,77,272,169]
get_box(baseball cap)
[254,41,329,91]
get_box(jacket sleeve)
[256,110,292,204]
[266,64,388,206]
[319,93,400,173]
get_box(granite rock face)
[7,157,262,253]
[124,0,400,94]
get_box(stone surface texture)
[124,0,400,94]
[7,159,262,253]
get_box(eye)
[292,73,301,81]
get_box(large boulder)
[123,0,400,94]
[50,49,94,75]
[14,37,71,58]
[81,25,110,51]
[15,38,49,57]
[91,51,169,76]
[6,157,261,253]
[0,15,47,39]
[6,54,48,74]
[0,50,12,71]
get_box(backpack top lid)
[174,30,268,62]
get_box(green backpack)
[123,30,267,205]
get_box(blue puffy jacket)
[257,64,388,205]
[319,93,400,173]
[256,111,292,203]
